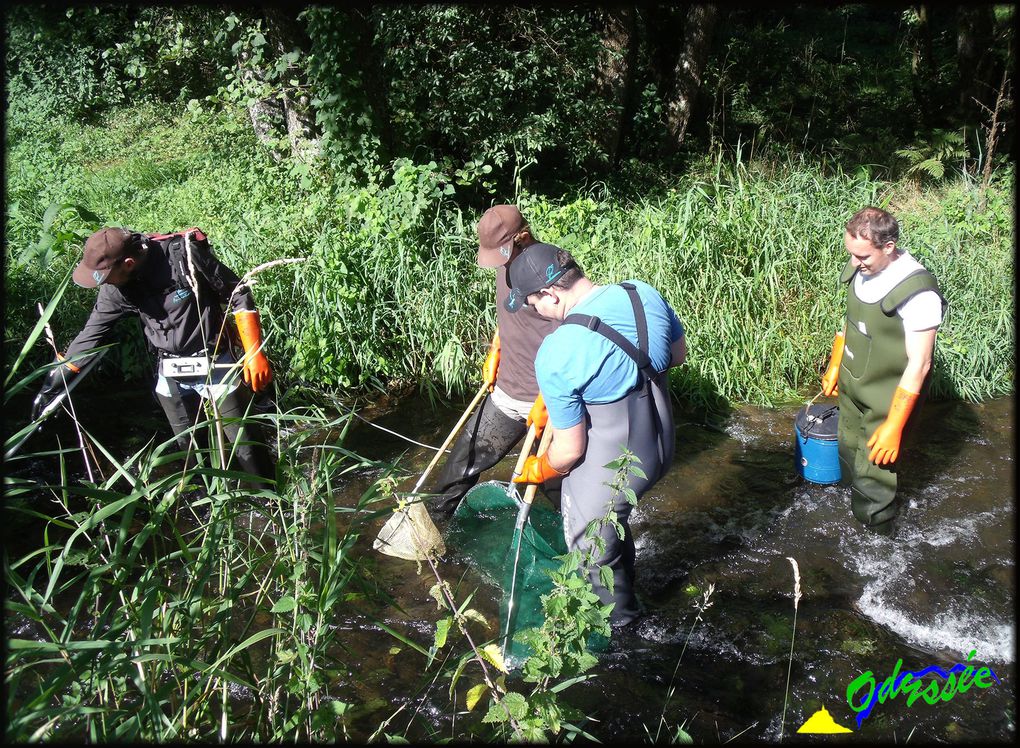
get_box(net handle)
[511,422,539,483]
[522,424,554,507]
[412,380,490,494]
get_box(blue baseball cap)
[504,243,575,313]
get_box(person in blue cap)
[429,205,560,516]
[506,243,686,628]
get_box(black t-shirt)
[65,232,255,364]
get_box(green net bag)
[448,481,567,664]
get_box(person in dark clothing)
[32,227,275,484]
[429,205,560,516]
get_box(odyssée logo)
[847,650,1000,728]
[798,649,1001,734]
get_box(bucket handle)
[800,390,839,440]
[801,404,838,440]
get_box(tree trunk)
[909,4,936,126]
[957,5,996,125]
[980,63,1012,207]
[594,7,638,164]
[663,4,719,155]
[263,8,320,160]
[238,54,284,158]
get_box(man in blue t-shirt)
[506,243,686,628]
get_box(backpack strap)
[150,228,207,242]
[149,229,211,293]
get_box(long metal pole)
[501,424,554,659]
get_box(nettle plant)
[477,452,643,740]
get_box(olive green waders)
[837,260,945,535]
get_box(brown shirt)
[494,263,560,401]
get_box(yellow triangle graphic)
[797,706,853,733]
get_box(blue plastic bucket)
[794,404,840,484]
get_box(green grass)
[4,103,1014,408]
[3,392,414,740]
[529,159,1013,406]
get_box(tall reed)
[779,556,802,741]
[5,328,406,741]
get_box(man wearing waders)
[429,205,560,516]
[31,227,275,485]
[821,207,945,536]
[506,244,686,627]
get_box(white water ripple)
[856,585,1015,664]
[845,505,1015,664]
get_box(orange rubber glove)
[867,386,919,465]
[526,393,549,438]
[821,331,845,396]
[482,330,500,391]
[235,310,272,393]
[58,352,82,374]
[513,453,566,485]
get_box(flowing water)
[352,393,1015,742]
[5,389,1014,742]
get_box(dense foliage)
[2,4,1015,743]
[4,104,1013,407]
[5,5,1014,186]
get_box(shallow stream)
[349,393,1015,742]
[5,389,1014,742]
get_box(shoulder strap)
[620,282,649,356]
[564,284,657,382]
[153,229,212,293]
[150,227,207,242]
[839,259,858,284]
[879,268,946,315]
[157,235,194,292]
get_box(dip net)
[447,481,567,665]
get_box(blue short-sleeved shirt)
[535,280,685,429]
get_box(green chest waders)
[837,260,945,534]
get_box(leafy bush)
[4,101,1013,408]
[378,6,613,179]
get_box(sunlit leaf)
[465,683,488,711]
[480,643,509,674]
[433,616,452,651]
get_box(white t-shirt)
[853,251,943,332]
